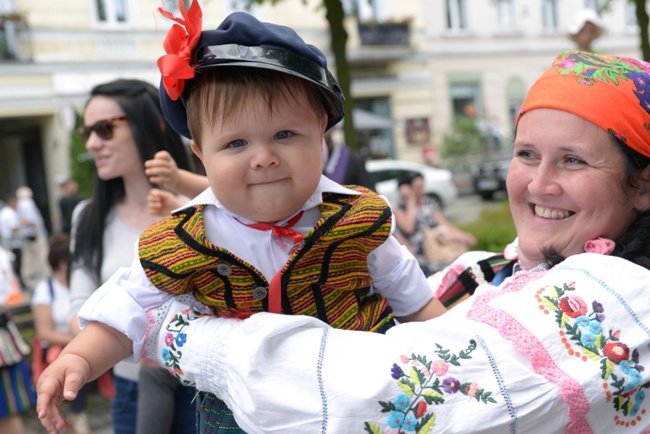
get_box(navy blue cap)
[160,11,345,139]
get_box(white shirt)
[0,205,21,249]
[31,278,71,338]
[79,176,434,358]
[148,252,650,434]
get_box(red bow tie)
[238,211,304,246]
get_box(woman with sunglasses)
[69,79,197,434]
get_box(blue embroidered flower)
[175,333,187,347]
[391,363,403,379]
[589,320,603,335]
[636,389,646,403]
[620,360,632,374]
[581,332,597,348]
[625,369,643,392]
[576,315,590,328]
[161,348,171,361]
[631,403,641,416]
[393,394,410,411]
[402,414,417,432]
[387,411,405,428]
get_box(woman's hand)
[145,150,181,192]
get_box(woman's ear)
[190,140,203,161]
[635,166,650,211]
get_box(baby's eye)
[274,130,293,140]
[228,139,246,149]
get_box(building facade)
[0,0,643,230]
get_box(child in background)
[36,2,445,433]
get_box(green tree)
[440,117,484,165]
[244,0,358,149]
[598,0,650,60]
[69,112,95,199]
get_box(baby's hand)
[37,353,91,434]
[145,150,181,192]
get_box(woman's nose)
[527,163,562,196]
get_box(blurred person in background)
[568,8,605,53]
[323,126,376,190]
[56,177,81,235]
[0,243,34,434]
[68,78,197,434]
[0,195,24,290]
[394,171,476,275]
[31,234,92,434]
[16,186,49,292]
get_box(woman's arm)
[33,304,73,346]
[148,253,650,433]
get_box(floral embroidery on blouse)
[161,307,209,386]
[365,340,496,433]
[536,281,650,420]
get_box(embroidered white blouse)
[146,252,650,433]
[79,175,435,358]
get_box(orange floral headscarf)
[517,50,650,158]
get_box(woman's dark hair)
[397,171,424,188]
[48,234,71,271]
[611,136,650,270]
[72,79,193,279]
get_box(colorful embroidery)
[536,282,650,421]
[555,52,650,115]
[364,340,496,434]
[161,307,208,386]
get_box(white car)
[365,159,458,210]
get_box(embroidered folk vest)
[139,187,394,331]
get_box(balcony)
[357,21,410,46]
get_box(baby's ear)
[319,114,328,134]
[189,140,202,160]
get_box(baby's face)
[192,89,328,223]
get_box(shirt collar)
[172,175,360,218]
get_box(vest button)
[217,264,232,276]
[253,286,268,300]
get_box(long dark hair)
[72,79,193,280]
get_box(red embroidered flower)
[603,342,630,365]
[558,295,587,318]
[416,400,427,419]
[157,0,203,100]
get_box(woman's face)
[83,96,143,182]
[508,109,649,269]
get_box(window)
[450,82,481,121]
[542,0,559,32]
[446,0,467,32]
[94,0,128,25]
[169,0,192,13]
[506,77,525,133]
[495,0,517,31]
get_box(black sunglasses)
[79,116,128,143]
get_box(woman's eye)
[515,150,534,159]
[275,130,293,140]
[566,156,585,165]
[228,139,246,148]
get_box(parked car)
[470,151,511,200]
[365,159,458,210]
